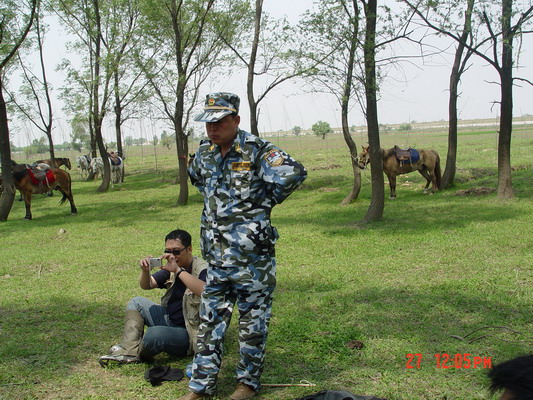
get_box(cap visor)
[194,110,232,123]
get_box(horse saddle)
[393,146,420,164]
[27,166,55,187]
[110,156,121,166]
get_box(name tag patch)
[232,162,252,171]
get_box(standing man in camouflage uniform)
[179,92,307,400]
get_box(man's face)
[164,239,191,267]
[206,114,240,150]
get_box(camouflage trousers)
[188,258,276,395]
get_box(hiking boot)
[177,392,210,400]
[230,383,256,400]
[98,353,141,367]
[108,344,123,353]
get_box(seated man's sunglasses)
[164,248,187,256]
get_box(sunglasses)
[164,247,187,256]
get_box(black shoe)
[99,353,141,367]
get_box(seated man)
[99,229,207,366]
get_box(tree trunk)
[340,133,362,206]
[497,0,514,199]
[174,86,189,206]
[96,122,111,192]
[442,70,460,190]
[340,1,361,205]
[47,130,56,160]
[247,0,262,137]
[93,0,110,193]
[114,72,125,182]
[0,79,15,221]
[174,123,189,206]
[362,0,384,223]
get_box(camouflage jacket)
[188,129,307,267]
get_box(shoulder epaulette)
[242,131,266,147]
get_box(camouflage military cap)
[194,92,240,123]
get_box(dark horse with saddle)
[357,145,441,199]
[2,161,78,220]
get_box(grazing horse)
[357,145,441,199]
[90,157,104,179]
[90,156,123,185]
[35,157,72,170]
[109,156,124,185]
[10,161,77,220]
[75,154,92,179]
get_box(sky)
[10,0,533,147]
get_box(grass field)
[1,124,532,400]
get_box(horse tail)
[57,170,72,205]
[434,151,442,190]
[59,190,69,205]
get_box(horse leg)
[57,186,78,215]
[68,193,78,215]
[22,191,32,220]
[387,173,397,199]
[418,169,433,194]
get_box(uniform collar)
[208,129,244,155]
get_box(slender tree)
[404,0,533,198]
[55,0,145,191]
[360,1,417,222]
[220,0,316,137]
[361,0,385,223]
[300,0,364,205]
[7,4,56,161]
[442,0,475,189]
[137,0,246,205]
[0,0,38,221]
[105,0,150,163]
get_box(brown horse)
[35,157,72,170]
[10,161,78,219]
[357,146,441,199]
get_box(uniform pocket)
[231,170,251,199]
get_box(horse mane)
[13,168,27,182]
[383,147,396,158]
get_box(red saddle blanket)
[27,168,56,186]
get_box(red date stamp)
[406,353,492,369]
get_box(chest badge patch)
[265,150,285,167]
[232,161,252,171]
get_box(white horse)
[90,157,104,179]
[90,156,123,186]
[110,156,124,185]
[75,155,92,179]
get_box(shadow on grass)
[0,299,124,382]
[276,193,523,236]
[264,283,532,395]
